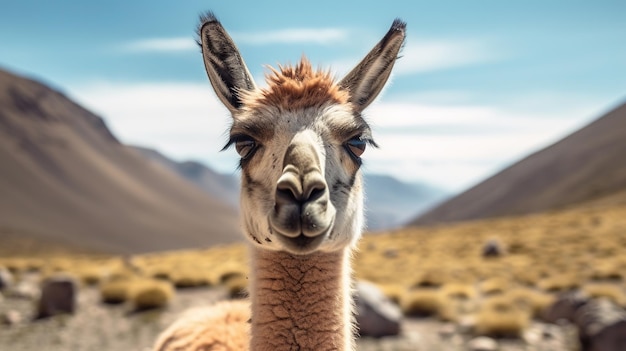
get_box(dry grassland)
[1,202,625,337]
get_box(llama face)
[198,13,405,255]
[229,98,371,254]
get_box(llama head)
[199,13,405,255]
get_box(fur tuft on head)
[243,57,350,111]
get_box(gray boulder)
[36,274,78,319]
[0,268,13,290]
[542,290,589,323]
[354,281,402,338]
[2,310,22,326]
[6,281,39,300]
[468,336,498,351]
[574,298,626,351]
[482,239,504,258]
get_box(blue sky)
[1,1,624,192]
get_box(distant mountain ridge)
[363,174,447,230]
[0,69,241,254]
[132,146,240,210]
[412,101,626,226]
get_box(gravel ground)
[0,285,579,351]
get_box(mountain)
[0,69,241,254]
[131,146,240,210]
[412,101,626,226]
[363,174,447,230]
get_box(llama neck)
[249,246,353,351]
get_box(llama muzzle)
[269,132,336,253]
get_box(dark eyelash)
[221,134,250,151]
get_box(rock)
[482,239,504,258]
[36,274,78,319]
[438,322,456,339]
[523,327,541,344]
[467,336,498,351]
[2,310,22,326]
[541,324,559,340]
[573,298,626,351]
[0,268,13,290]
[458,315,477,334]
[542,290,589,323]
[6,281,39,300]
[354,281,402,338]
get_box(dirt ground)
[0,285,579,351]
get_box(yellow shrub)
[514,269,543,287]
[506,288,554,318]
[171,270,212,289]
[401,289,444,317]
[583,283,626,307]
[411,269,448,288]
[441,283,476,301]
[225,274,248,299]
[149,267,172,281]
[130,279,175,311]
[218,270,247,285]
[100,279,133,304]
[475,297,531,337]
[78,267,106,286]
[480,277,512,296]
[589,263,623,281]
[378,284,406,305]
[538,274,581,292]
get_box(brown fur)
[153,301,250,351]
[243,58,350,111]
[250,248,350,351]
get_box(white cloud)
[120,38,197,52]
[362,99,600,190]
[396,39,499,74]
[119,27,348,53]
[233,28,348,45]
[321,38,500,78]
[69,82,239,169]
[68,82,602,193]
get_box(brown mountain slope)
[0,69,241,254]
[412,101,626,226]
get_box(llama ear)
[339,19,406,113]
[198,13,256,113]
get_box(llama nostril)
[276,172,303,203]
[276,169,327,204]
[304,181,326,202]
[302,171,327,203]
[276,187,297,203]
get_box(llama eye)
[345,137,366,159]
[235,136,257,159]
